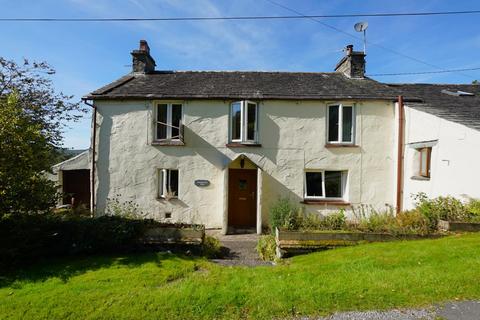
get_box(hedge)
[0,213,190,269]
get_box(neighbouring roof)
[52,150,90,172]
[84,71,399,101]
[388,83,480,131]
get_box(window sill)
[226,143,262,148]
[301,199,351,206]
[152,140,185,146]
[411,176,430,181]
[325,143,359,148]
[156,196,179,201]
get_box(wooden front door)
[228,169,257,228]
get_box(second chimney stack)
[131,40,156,74]
[334,44,366,79]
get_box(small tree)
[0,58,86,214]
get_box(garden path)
[206,230,273,267]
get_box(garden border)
[275,227,444,258]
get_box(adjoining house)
[76,40,479,234]
[387,84,480,209]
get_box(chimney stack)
[334,44,366,79]
[131,40,156,74]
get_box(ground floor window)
[418,147,432,178]
[158,169,179,199]
[305,170,346,199]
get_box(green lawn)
[1,234,480,319]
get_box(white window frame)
[154,102,183,141]
[158,168,179,199]
[230,100,258,143]
[326,104,355,144]
[304,170,347,200]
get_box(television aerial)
[354,21,368,54]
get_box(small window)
[158,169,179,199]
[305,170,346,199]
[230,101,258,143]
[155,103,183,141]
[327,104,355,144]
[418,147,431,178]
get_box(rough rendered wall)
[403,107,480,209]
[94,99,396,228]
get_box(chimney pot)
[346,44,354,55]
[131,40,156,74]
[139,40,150,53]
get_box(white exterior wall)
[94,99,397,229]
[403,107,480,209]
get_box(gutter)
[83,94,402,101]
[396,95,405,213]
[83,99,96,216]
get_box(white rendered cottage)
[388,84,480,209]
[82,40,406,234]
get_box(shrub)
[322,210,347,230]
[298,210,347,231]
[466,198,480,222]
[395,210,430,235]
[0,213,203,269]
[356,211,397,233]
[413,193,468,230]
[269,197,301,231]
[105,196,147,219]
[201,235,222,258]
[298,212,323,231]
[351,205,395,233]
[52,203,91,217]
[350,205,431,235]
[256,235,277,261]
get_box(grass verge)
[1,233,480,319]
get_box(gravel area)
[308,301,480,320]
[436,300,480,320]
[314,308,436,320]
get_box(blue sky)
[1,0,479,149]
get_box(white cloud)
[68,0,280,70]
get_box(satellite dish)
[354,22,368,54]
[354,22,368,32]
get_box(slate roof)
[388,83,480,131]
[84,71,399,101]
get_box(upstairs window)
[155,103,183,141]
[158,169,179,199]
[305,170,347,199]
[327,104,354,144]
[418,147,432,178]
[230,101,258,143]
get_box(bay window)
[327,104,355,144]
[230,101,258,143]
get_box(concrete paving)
[206,230,273,267]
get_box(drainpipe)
[396,95,404,213]
[83,99,96,216]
